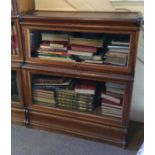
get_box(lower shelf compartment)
[11,107,25,126]
[28,110,127,147]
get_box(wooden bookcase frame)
[11,10,142,147]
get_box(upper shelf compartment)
[21,11,142,75]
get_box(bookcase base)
[28,110,127,148]
[11,107,25,126]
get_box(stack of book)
[32,76,72,106]
[11,24,19,55]
[101,82,125,118]
[37,33,74,61]
[56,90,94,112]
[56,80,96,112]
[68,36,104,64]
[104,40,129,66]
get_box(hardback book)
[101,93,122,104]
[104,55,127,66]
[107,45,129,50]
[68,50,94,57]
[101,102,122,109]
[101,98,122,106]
[75,80,96,95]
[105,51,128,56]
[111,40,130,46]
[69,37,103,48]
[106,82,125,89]
[41,33,69,42]
[32,77,66,84]
[70,44,97,53]
[38,55,75,62]
[106,88,125,95]
[101,107,122,115]
[84,59,103,64]
[33,79,72,86]
[107,48,129,53]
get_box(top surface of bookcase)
[21,11,142,27]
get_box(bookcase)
[11,7,142,147]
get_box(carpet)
[12,124,139,155]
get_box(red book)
[75,81,96,95]
[70,44,97,53]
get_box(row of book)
[31,75,125,117]
[33,32,130,66]
[101,82,125,118]
[11,23,19,56]
[32,76,96,112]
[104,40,129,66]
[35,33,104,64]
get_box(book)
[84,60,103,64]
[101,102,122,109]
[107,48,129,54]
[107,45,129,50]
[106,82,125,89]
[41,33,69,42]
[32,77,66,83]
[105,51,128,56]
[104,55,127,66]
[70,44,97,53]
[75,81,96,95]
[101,93,122,104]
[38,55,75,62]
[68,50,93,57]
[33,79,72,86]
[106,87,125,95]
[69,37,103,48]
[101,98,122,106]
[111,40,130,46]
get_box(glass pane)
[11,70,20,102]
[31,73,125,119]
[29,29,130,67]
[11,22,19,56]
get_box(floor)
[11,122,143,155]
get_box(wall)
[34,0,144,122]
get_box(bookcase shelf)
[21,11,141,74]
[11,62,24,107]
[11,8,142,147]
[22,64,133,124]
[11,62,25,125]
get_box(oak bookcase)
[11,0,142,148]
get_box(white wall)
[34,0,144,122]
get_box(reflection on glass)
[11,70,19,102]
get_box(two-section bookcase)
[11,3,142,147]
